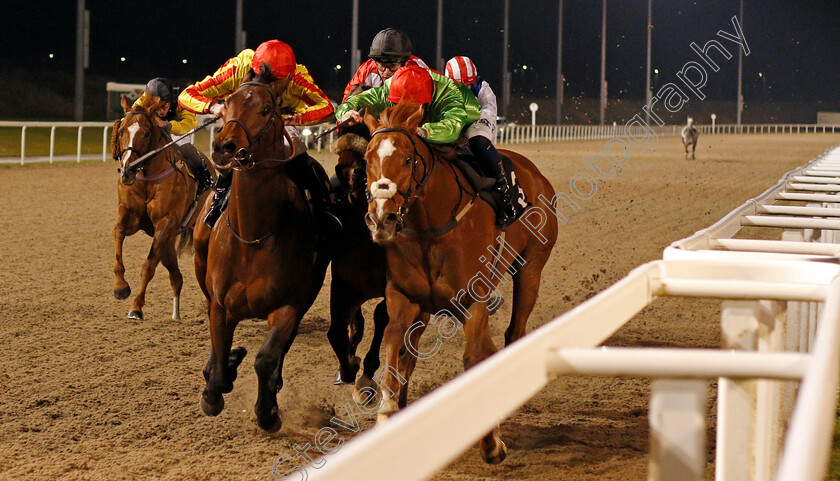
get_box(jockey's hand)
[341,110,363,126]
[283,116,295,126]
[153,115,168,128]
[208,101,226,118]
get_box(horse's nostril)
[384,213,399,224]
[222,141,237,155]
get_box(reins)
[221,81,301,245]
[122,115,218,172]
[223,81,296,170]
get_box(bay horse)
[361,102,558,464]
[111,94,212,320]
[681,117,699,160]
[191,70,332,431]
[329,124,390,398]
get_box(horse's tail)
[176,226,195,257]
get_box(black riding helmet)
[145,77,179,103]
[369,28,412,63]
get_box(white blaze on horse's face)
[370,138,400,217]
[120,122,141,170]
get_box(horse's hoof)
[352,374,382,409]
[200,392,225,416]
[256,407,283,433]
[376,398,399,425]
[333,369,356,386]
[483,440,508,465]
[127,310,144,320]
[114,286,131,300]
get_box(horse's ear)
[120,94,131,114]
[363,108,380,133]
[405,103,425,130]
[111,119,122,160]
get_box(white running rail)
[307,144,840,481]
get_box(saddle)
[449,147,529,220]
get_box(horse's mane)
[244,63,278,85]
[379,101,424,130]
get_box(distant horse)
[362,102,558,464]
[192,71,331,432]
[329,124,389,397]
[681,117,699,160]
[111,94,212,320]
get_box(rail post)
[50,126,56,164]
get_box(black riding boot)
[176,143,213,195]
[492,162,518,229]
[203,172,232,228]
[469,135,517,228]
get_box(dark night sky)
[3,1,840,105]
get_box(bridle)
[369,127,477,238]
[114,109,184,184]
[369,127,434,219]
[221,81,290,169]
[115,110,156,172]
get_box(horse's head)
[361,101,426,244]
[333,122,371,205]
[211,65,290,169]
[112,94,164,186]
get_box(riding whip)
[127,116,219,170]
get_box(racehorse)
[191,69,331,432]
[361,102,558,464]
[330,124,389,397]
[681,117,699,160]
[111,94,212,321]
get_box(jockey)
[444,56,516,225]
[335,64,518,228]
[342,28,429,102]
[178,39,335,227]
[130,77,213,195]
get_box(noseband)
[221,81,285,169]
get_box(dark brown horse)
[329,125,389,399]
[362,102,558,464]
[192,72,331,431]
[111,94,211,320]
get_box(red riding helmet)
[252,40,296,78]
[444,56,477,85]
[387,65,433,104]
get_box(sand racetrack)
[1,133,839,481]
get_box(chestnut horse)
[362,102,558,464]
[111,94,212,320]
[330,125,389,396]
[192,72,331,431]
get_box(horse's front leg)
[376,286,423,424]
[159,240,183,321]
[463,301,507,465]
[129,215,177,320]
[200,301,245,416]
[113,205,139,300]
[328,277,363,385]
[254,305,302,432]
